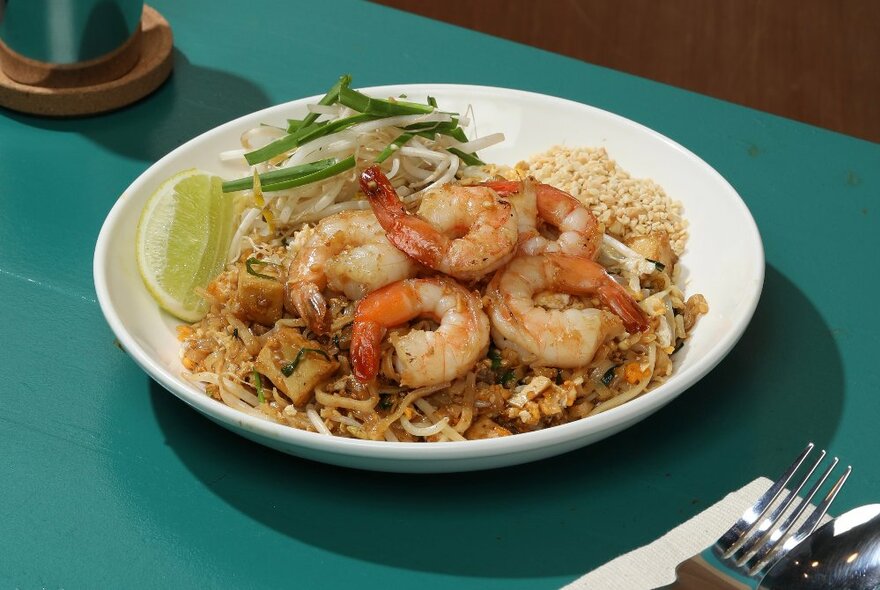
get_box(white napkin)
[563,477,773,590]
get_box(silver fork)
[655,443,851,590]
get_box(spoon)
[759,504,880,590]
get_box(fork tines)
[716,442,852,577]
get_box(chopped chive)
[290,74,351,132]
[445,127,470,143]
[338,87,434,116]
[500,370,516,388]
[292,112,381,140]
[245,257,275,280]
[404,117,458,133]
[378,393,394,410]
[222,158,336,193]
[404,117,455,131]
[601,366,618,387]
[646,258,666,272]
[406,119,470,144]
[375,133,413,163]
[253,370,265,403]
[427,96,438,108]
[488,348,502,371]
[281,347,331,377]
[261,156,356,192]
[447,147,484,166]
[243,75,352,165]
[244,121,327,165]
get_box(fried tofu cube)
[626,232,678,275]
[464,416,512,440]
[236,263,284,326]
[254,328,337,407]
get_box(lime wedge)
[136,169,236,322]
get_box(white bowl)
[94,84,763,473]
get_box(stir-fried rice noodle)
[179,89,708,442]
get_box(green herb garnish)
[261,156,356,192]
[378,393,394,410]
[338,87,434,116]
[223,158,337,193]
[290,74,351,132]
[646,258,666,272]
[243,75,351,164]
[447,147,484,166]
[245,257,275,280]
[253,371,265,403]
[404,117,459,133]
[375,133,413,163]
[488,348,502,371]
[500,370,517,388]
[281,347,331,377]
[244,121,328,165]
[292,112,380,137]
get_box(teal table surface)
[2,1,878,588]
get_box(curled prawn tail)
[596,281,649,334]
[359,165,446,267]
[547,253,649,333]
[286,281,329,335]
[350,319,385,382]
[350,279,418,383]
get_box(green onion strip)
[245,257,275,280]
[261,156,356,192]
[231,75,483,196]
[253,370,265,403]
[337,87,434,116]
[281,347,331,377]
[375,133,414,164]
[222,158,336,193]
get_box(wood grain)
[372,0,879,143]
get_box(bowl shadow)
[146,263,843,578]
[2,49,272,163]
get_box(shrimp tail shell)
[360,165,445,267]
[286,281,330,335]
[597,283,649,334]
[350,319,385,382]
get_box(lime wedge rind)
[136,169,236,322]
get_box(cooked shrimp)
[350,277,490,387]
[483,179,602,259]
[486,254,648,367]
[285,210,418,334]
[360,165,518,281]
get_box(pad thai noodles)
[176,76,707,442]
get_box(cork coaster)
[0,5,173,117]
